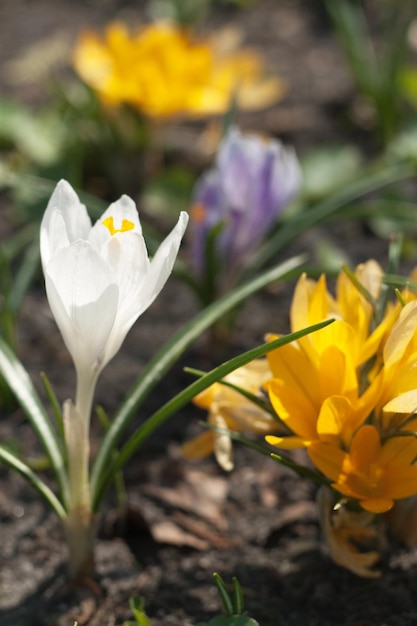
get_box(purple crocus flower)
[190,126,301,289]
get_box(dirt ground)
[2,1,417,625]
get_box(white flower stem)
[63,368,99,580]
[75,368,98,431]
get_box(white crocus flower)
[40,179,188,578]
[41,179,189,386]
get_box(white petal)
[45,241,119,373]
[102,211,188,365]
[101,233,151,363]
[40,207,70,273]
[135,211,189,316]
[89,194,142,250]
[40,180,91,268]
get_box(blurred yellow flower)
[182,359,277,470]
[73,22,284,118]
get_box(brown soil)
[1,1,417,625]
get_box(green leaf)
[6,236,40,316]
[231,578,245,615]
[93,319,333,508]
[301,146,362,202]
[0,100,65,165]
[0,445,66,519]
[0,336,69,509]
[311,237,350,274]
[40,372,65,450]
[323,0,379,99]
[254,161,416,272]
[218,430,328,486]
[123,596,151,626]
[399,67,417,107]
[213,573,234,616]
[323,0,412,142]
[90,254,306,508]
[383,274,417,292]
[141,166,195,217]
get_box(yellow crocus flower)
[73,22,284,118]
[265,260,408,453]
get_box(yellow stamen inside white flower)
[102,216,135,236]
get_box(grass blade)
[92,318,333,509]
[0,445,66,518]
[0,336,69,508]
[254,161,415,271]
[90,254,305,503]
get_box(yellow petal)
[383,389,417,415]
[181,430,214,460]
[380,434,417,466]
[316,395,366,447]
[317,487,381,578]
[385,463,417,499]
[237,77,286,110]
[267,342,319,407]
[356,259,384,300]
[318,344,357,400]
[384,301,417,367]
[314,319,355,356]
[308,441,346,482]
[192,384,219,409]
[359,497,394,514]
[349,425,380,469]
[268,379,318,440]
[290,272,315,331]
[221,405,277,434]
[265,434,309,449]
[309,274,331,323]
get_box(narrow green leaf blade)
[93,319,333,508]
[0,445,66,519]
[254,161,415,271]
[91,254,306,503]
[0,336,68,508]
[213,573,234,616]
